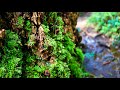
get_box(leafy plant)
[26,64,46,78]
[0,30,23,78]
[42,12,89,78]
[16,16,24,28]
[75,47,84,63]
[25,20,32,31]
[87,12,120,38]
[68,57,89,78]
[48,60,70,78]
[112,36,120,49]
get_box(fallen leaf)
[103,60,111,65]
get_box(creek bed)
[76,13,120,78]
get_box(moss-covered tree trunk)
[0,12,89,78]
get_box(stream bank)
[76,12,120,78]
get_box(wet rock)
[94,34,111,47]
[77,13,120,78]
[102,53,114,61]
[81,31,119,77]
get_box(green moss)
[0,12,89,78]
[42,12,89,78]
[0,30,23,78]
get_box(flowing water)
[76,12,120,78]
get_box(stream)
[76,12,120,78]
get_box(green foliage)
[88,12,120,38]
[26,34,35,47]
[26,59,71,78]
[42,12,89,78]
[17,16,24,28]
[75,47,84,62]
[16,16,32,33]
[26,54,36,63]
[24,20,34,47]
[68,57,89,78]
[26,64,46,78]
[48,60,70,78]
[0,30,23,78]
[112,36,120,46]
[25,20,32,31]
[0,12,89,78]
[0,16,33,78]
[17,16,33,47]
[42,24,50,34]
[63,34,75,54]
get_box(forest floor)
[76,12,120,78]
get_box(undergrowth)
[87,12,120,39]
